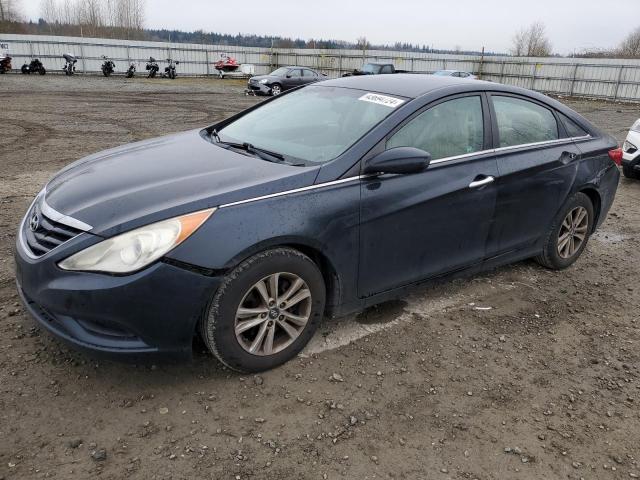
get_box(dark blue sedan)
[15,74,620,372]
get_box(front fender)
[166,178,362,306]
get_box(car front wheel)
[535,192,594,270]
[270,83,282,96]
[200,248,326,372]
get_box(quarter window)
[493,96,558,147]
[559,113,588,138]
[387,96,484,160]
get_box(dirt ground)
[0,75,639,480]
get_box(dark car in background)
[247,66,325,96]
[16,74,620,372]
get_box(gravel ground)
[0,75,639,480]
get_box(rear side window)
[387,96,484,160]
[492,96,558,148]
[380,65,393,74]
[559,113,588,138]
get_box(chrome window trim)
[492,135,591,154]
[219,176,362,208]
[219,135,592,208]
[430,149,494,165]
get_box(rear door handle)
[469,176,495,188]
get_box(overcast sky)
[18,0,636,54]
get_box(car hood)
[44,129,319,237]
[249,74,278,82]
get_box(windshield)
[362,64,382,74]
[433,70,454,76]
[218,86,404,164]
[270,67,289,76]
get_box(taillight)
[609,148,623,166]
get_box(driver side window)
[288,69,302,77]
[387,96,485,160]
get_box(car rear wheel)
[535,192,594,270]
[270,83,282,96]
[200,248,325,372]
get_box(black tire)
[535,192,594,270]
[200,248,326,372]
[623,165,640,179]
[39,67,46,75]
[21,65,29,74]
[270,83,282,96]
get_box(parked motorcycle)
[125,61,136,78]
[62,53,77,76]
[21,58,46,75]
[0,54,11,74]
[145,57,159,78]
[101,55,115,77]
[163,58,179,79]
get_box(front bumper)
[15,236,221,361]
[246,80,272,96]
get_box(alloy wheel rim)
[557,206,588,259]
[272,86,281,95]
[234,272,312,356]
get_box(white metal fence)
[2,33,640,101]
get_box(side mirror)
[363,147,431,175]
[285,74,291,78]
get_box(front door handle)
[469,176,495,188]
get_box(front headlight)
[632,119,640,133]
[259,78,269,84]
[59,208,215,273]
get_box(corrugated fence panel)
[1,33,640,101]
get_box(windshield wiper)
[210,129,302,165]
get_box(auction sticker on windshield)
[358,93,405,108]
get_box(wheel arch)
[577,186,602,233]
[223,237,343,317]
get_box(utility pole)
[478,46,485,80]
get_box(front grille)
[23,204,82,256]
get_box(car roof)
[318,74,490,98]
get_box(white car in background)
[432,69,477,80]
[622,119,640,179]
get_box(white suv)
[622,119,640,179]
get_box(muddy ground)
[0,75,639,480]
